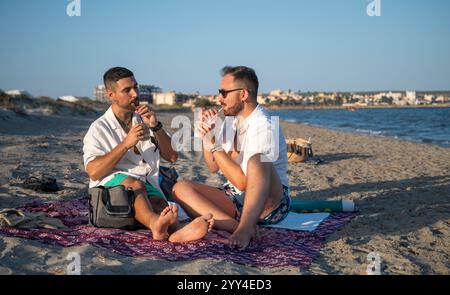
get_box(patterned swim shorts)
[220,182,291,225]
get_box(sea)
[268,107,450,148]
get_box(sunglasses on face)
[218,88,244,98]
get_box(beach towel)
[0,196,355,268]
[264,212,330,232]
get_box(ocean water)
[269,107,450,148]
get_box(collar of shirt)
[105,107,127,131]
[235,104,263,136]
[104,106,158,154]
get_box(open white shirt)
[83,107,161,192]
[216,104,289,188]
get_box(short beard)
[224,102,244,116]
[113,102,136,114]
[112,99,135,112]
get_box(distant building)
[392,99,408,106]
[94,85,108,102]
[94,84,161,103]
[257,95,267,105]
[6,89,33,98]
[435,96,449,103]
[58,96,92,103]
[182,98,196,108]
[154,91,192,105]
[405,91,416,100]
[404,91,418,105]
[423,95,434,103]
[387,92,402,100]
[373,92,402,101]
[207,95,218,104]
[269,89,284,97]
[138,85,162,104]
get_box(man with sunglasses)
[173,66,290,250]
[83,67,214,242]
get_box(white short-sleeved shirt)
[83,107,161,191]
[216,104,289,188]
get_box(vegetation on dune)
[0,94,109,116]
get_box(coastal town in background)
[2,84,450,110]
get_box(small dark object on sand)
[23,176,60,192]
[310,157,324,165]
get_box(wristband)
[210,144,224,154]
[150,121,163,132]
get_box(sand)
[0,106,449,274]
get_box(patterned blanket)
[0,197,355,268]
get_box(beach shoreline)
[267,103,450,110]
[0,108,449,274]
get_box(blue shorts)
[219,183,291,225]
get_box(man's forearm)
[87,142,129,181]
[154,128,177,162]
[213,151,246,190]
[203,142,219,172]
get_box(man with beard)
[172,66,290,250]
[83,67,213,242]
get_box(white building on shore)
[257,95,267,105]
[405,91,416,100]
[58,96,92,103]
[404,91,417,105]
[153,91,192,105]
[6,89,33,98]
[435,95,449,103]
[94,85,108,102]
[94,84,161,103]
[423,95,434,103]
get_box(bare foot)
[228,225,259,250]
[168,213,214,243]
[168,203,179,225]
[149,206,176,240]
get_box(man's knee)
[121,177,146,191]
[148,196,168,213]
[172,180,194,200]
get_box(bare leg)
[172,180,239,233]
[168,213,215,243]
[120,177,176,240]
[228,156,284,250]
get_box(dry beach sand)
[0,104,449,275]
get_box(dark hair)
[103,67,134,90]
[221,66,259,98]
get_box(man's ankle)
[235,222,256,232]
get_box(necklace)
[115,114,132,130]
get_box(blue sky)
[0,0,449,97]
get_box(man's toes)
[160,206,171,216]
[170,204,179,214]
[202,213,213,221]
[208,218,214,232]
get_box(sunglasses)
[218,88,244,98]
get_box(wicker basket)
[286,138,313,163]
